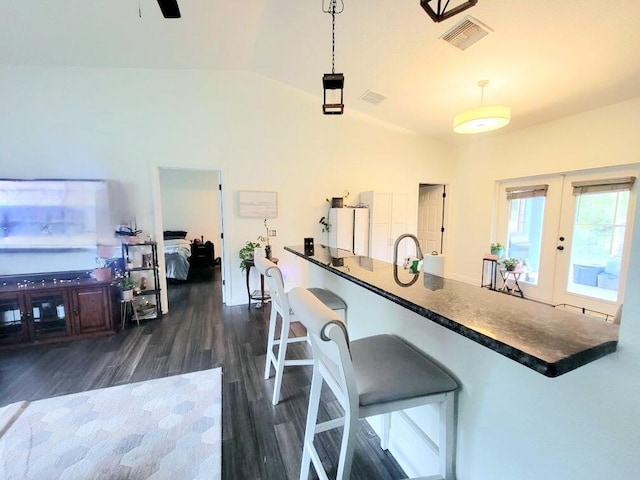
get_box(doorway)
[154,167,226,312]
[417,184,446,255]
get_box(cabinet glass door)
[0,294,26,344]
[29,292,69,338]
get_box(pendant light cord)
[323,0,344,73]
[332,4,336,73]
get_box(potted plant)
[319,190,350,233]
[259,218,273,259]
[239,241,261,272]
[93,258,113,282]
[490,242,504,258]
[119,277,136,300]
[502,257,520,271]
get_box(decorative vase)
[93,267,112,282]
[122,289,134,301]
[265,245,272,259]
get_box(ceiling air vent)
[360,90,387,105]
[440,15,492,50]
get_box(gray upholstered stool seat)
[351,334,458,407]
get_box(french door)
[496,167,637,317]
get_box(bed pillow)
[163,230,188,240]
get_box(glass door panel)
[553,169,637,318]
[506,196,545,285]
[496,177,563,302]
[29,291,69,338]
[0,294,26,344]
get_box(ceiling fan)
[157,0,181,18]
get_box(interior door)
[418,185,444,255]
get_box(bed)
[164,238,192,281]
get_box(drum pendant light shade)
[453,80,510,134]
[453,105,511,134]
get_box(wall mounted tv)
[0,179,109,251]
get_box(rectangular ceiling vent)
[359,90,388,105]
[440,15,493,50]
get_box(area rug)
[0,368,222,480]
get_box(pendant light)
[420,0,478,23]
[322,0,344,115]
[453,80,510,134]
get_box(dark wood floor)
[0,267,406,480]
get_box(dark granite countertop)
[285,244,619,377]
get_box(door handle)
[557,245,564,251]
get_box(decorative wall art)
[238,191,277,218]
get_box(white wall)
[159,168,220,249]
[0,66,455,304]
[449,98,640,285]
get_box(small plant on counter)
[239,241,261,272]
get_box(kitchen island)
[285,244,619,377]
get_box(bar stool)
[254,256,347,405]
[289,287,460,480]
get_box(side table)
[245,257,279,308]
[481,254,499,290]
[499,269,525,298]
[120,298,140,330]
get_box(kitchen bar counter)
[285,244,619,377]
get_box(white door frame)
[151,165,229,312]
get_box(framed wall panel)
[238,191,277,218]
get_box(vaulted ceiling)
[2,0,640,145]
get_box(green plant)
[502,257,520,269]
[490,242,504,250]
[119,277,136,291]
[319,190,350,233]
[239,241,261,272]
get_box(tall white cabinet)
[328,208,369,255]
[359,191,411,263]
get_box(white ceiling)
[2,0,640,145]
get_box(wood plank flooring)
[0,267,406,480]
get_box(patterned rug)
[0,368,222,480]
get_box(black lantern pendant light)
[420,0,478,23]
[322,0,344,115]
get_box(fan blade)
[157,0,181,18]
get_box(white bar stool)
[254,256,346,405]
[289,287,460,480]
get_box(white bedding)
[164,239,191,280]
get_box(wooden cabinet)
[0,278,114,347]
[71,284,112,334]
[0,292,28,345]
